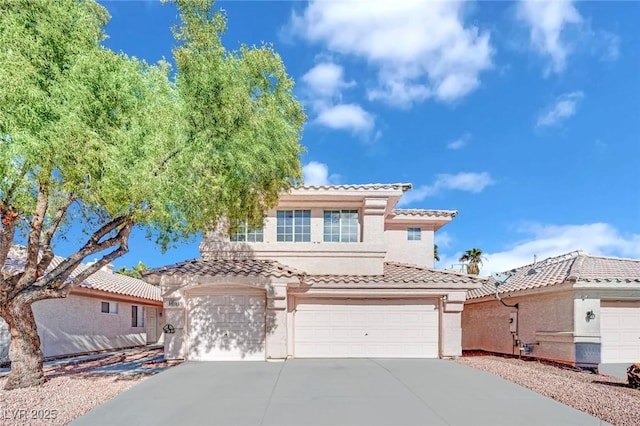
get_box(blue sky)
[87,0,639,275]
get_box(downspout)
[494,280,519,355]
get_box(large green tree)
[0,0,304,389]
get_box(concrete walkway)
[72,359,608,426]
[0,345,166,377]
[599,363,630,381]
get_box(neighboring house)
[0,246,163,364]
[462,251,640,369]
[144,184,484,361]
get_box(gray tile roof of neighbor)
[468,250,640,299]
[3,246,161,302]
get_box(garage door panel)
[188,292,265,361]
[294,298,439,358]
[601,302,640,363]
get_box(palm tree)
[459,248,485,275]
[434,244,440,262]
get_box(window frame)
[229,221,264,242]
[101,301,118,314]
[323,209,359,242]
[131,305,145,327]
[407,227,422,241]
[276,210,311,242]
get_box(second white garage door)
[601,301,640,363]
[294,298,439,358]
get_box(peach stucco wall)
[384,227,435,268]
[462,291,577,364]
[0,294,158,363]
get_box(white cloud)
[435,231,453,249]
[400,172,494,205]
[476,223,640,276]
[315,104,374,133]
[302,62,354,99]
[537,91,584,127]
[517,0,582,74]
[302,161,340,186]
[291,0,493,106]
[301,62,375,136]
[447,133,471,150]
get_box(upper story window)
[407,227,422,241]
[230,221,264,242]
[324,210,358,242]
[277,210,310,242]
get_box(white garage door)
[601,301,640,363]
[187,289,265,361]
[294,298,439,358]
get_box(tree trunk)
[467,263,480,275]
[2,298,45,390]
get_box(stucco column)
[265,282,288,360]
[362,198,387,243]
[162,281,187,360]
[440,292,466,358]
[573,294,601,366]
[163,305,186,359]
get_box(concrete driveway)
[72,359,607,426]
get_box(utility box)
[509,312,518,333]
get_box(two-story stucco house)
[145,184,484,361]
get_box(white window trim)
[101,301,118,314]
[323,210,359,242]
[407,227,422,241]
[230,221,264,242]
[276,210,311,242]
[131,305,145,327]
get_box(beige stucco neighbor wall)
[463,290,576,364]
[0,294,151,363]
[384,227,435,268]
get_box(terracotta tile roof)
[293,183,412,192]
[468,250,640,299]
[391,209,458,218]
[144,258,304,279]
[3,246,161,302]
[304,262,485,288]
[144,258,483,289]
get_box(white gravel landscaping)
[457,353,640,426]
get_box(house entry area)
[186,287,266,361]
[293,298,439,358]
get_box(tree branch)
[0,203,19,280]
[25,214,134,295]
[36,194,76,277]
[68,222,133,286]
[24,182,49,275]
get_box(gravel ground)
[0,348,178,426]
[457,353,640,426]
